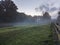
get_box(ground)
[0,24,55,45]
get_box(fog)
[0,17,52,28]
[0,0,58,28]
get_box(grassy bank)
[0,25,54,45]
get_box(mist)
[0,0,59,28]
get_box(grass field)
[0,24,55,45]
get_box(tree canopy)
[43,12,51,20]
[0,0,18,23]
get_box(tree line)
[0,0,51,23]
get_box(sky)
[12,0,60,18]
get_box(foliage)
[43,12,51,20]
[0,0,18,23]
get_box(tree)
[0,0,18,23]
[43,12,51,20]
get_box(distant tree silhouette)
[16,12,28,22]
[43,12,51,20]
[16,12,33,22]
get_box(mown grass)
[0,24,54,45]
